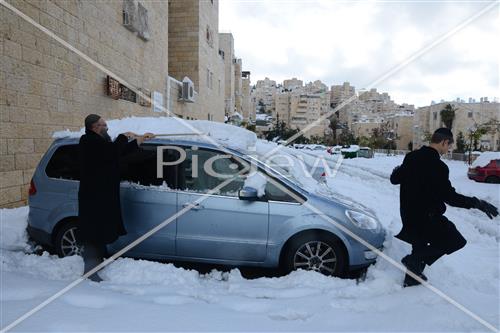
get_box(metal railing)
[373,149,470,162]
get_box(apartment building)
[413,101,500,150]
[218,33,235,117]
[253,77,276,113]
[283,77,303,91]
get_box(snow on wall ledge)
[53,117,258,151]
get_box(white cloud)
[219,1,499,107]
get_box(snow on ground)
[2,119,499,332]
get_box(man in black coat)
[78,114,154,282]
[390,128,498,287]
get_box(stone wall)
[1,0,169,207]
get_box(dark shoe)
[401,255,427,287]
[87,272,103,282]
[403,273,422,287]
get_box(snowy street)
[1,144,499,332]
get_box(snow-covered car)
[27,137,385,277]
[467,153,500,183]
[327,146,342,155]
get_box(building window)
[206,25,214,47]
[433,112,437,120]
[468,111,473,118]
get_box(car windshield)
[243,153,306,190]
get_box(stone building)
[387,113,414,150]
[0,0,228,207]
[219,34,252,122]
[168,0,224,122]
[283,77,302,91]
[289,93,329,138]
[274,91,290,125]
[413,101,500,150]
[241,71,254,122]
[330,82,355,108]
[218,32,235,118]
[253,77,276,113]
[351,119,384,140]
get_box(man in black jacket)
[390,128,498,287]
[78,114,154,282]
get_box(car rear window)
[45,144,80,180]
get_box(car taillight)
[29,179,37,195]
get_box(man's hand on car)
[142,133,155,140]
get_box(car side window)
[180,148,247,196]
[45,145,80,180]
[264,178,300,203]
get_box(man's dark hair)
[431,127,454,144]
[84,114,101,131]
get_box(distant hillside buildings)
[251,77,499,151]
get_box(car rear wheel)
[54,220,83,257]
[485,176,500,184]
[282,233,346,277]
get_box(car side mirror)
[238,187,259,201]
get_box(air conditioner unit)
[181,77,195,103]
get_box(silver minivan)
[27,138,385,277]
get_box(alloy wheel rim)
[293,241,337,275]
[60,227,82,257]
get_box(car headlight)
[345,210,379,230]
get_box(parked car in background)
[27,137,385,278]
[468,158,500,183]
[357,147,374,158]
[327,146,342,155]
[341,145,360,159]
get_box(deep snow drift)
[2,119,499,332]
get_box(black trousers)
[82,241,107,276]
[411,219,467,266]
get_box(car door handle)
[182,202,204,211]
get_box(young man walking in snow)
[78,114,154,282]
[390,128,498,287]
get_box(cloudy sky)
[219,1,499,107]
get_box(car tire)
[54,220,83,258]
[281,232,346,277]
[485,176,500,184]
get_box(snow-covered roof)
[53,117,257,152]
[471,152,500,168]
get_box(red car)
[468,159,500,183]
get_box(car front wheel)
[282,233,346,277]
[54,221,83,257]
